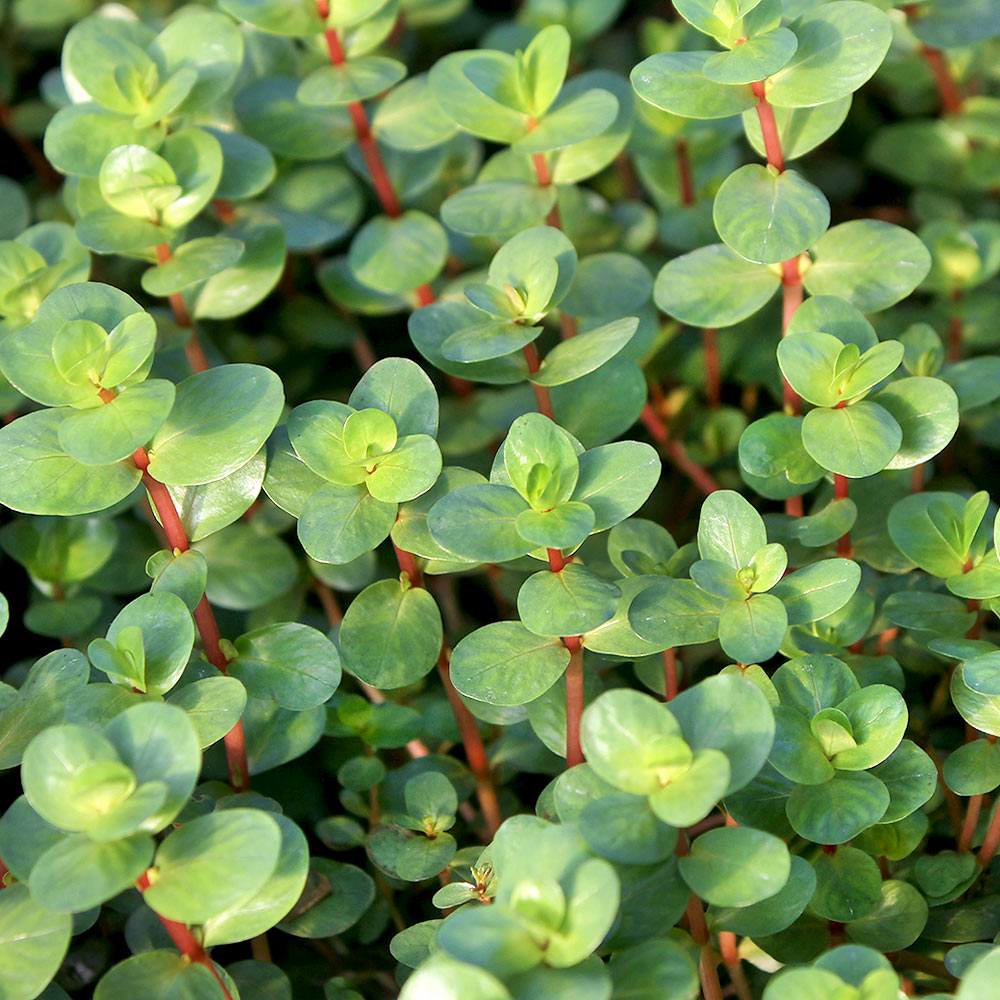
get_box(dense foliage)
[1,0,1000,997]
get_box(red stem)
[750,82,785,173]
[136,872,233,999]
[640,403,721,495]
[702,328,720,407]
[676,137,696,207]
[98,392,249,791]
[154,243,210,374]
[437,646,502,837]
[564,636,585,767]
[947,292,964,361]
[919,45,965,114]
[392,538,424,589]
[0,101,61,190]
[960,795,984,853]
[531,151,562,229]
[753,82,805,443]
[834,474,852,558]
[314,0,434,305]
[978,798,1000,867]
[388,540,501,834]
[663,647,679,701]
[522,343,556,420]
[684,889,724,1000]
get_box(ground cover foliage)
[1,0,1000,997]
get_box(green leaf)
[98,145,180,221]
[196,525,298,611]
[147,10,244,114]
[655,243,780,329]
[339,579,442,689]
[450,621,570,706]
[490,226,578,312]
[786,771,890,844]
[436,902,545,976]
[668,673,776,794]
[718,594,788,664]
[569,441,660,531]
[373,74,460,151]
[579,794,678,865]
[515,502,595,550]
[831,685,907,771]
[30,833,154,912]
[581,689,690,793]
[0,409,141,515]
[348,211,447,295]
[771,558,861,625]
[803,221,932,313]
[21,723,133,832]
[428,484,532,563]
[241,699,326,774]
[399,955,512,1000]
[518,564,620,638]
[810,846,883,924]
[234,77,353,160]
[801,402,902,478]
[218,0,319,34]
[230,623,341,711]
[192,215,286,320]
[698,489,767,569]
[529,318,638,387]
[298,483,397,565]
[956,946,1000,1000]
[277,858,375,938]
[514,88,618,154]
[629,578,722,648]
[742,96,852,161]
[441,181,557,238]
[846,879,928,952]
[44,105,165,178]
[944,738,1000,796]
[93,950,231,1000]
[649,748,732,827]
[105,703,201,832]
[0,883,72,1000]
[631,51,756,119]
[144,809,282,923]
[714,165,830,265]
[710,855,816,938]
[739,414,824,486]
[58,380,175,467]
[679,827,791,907]
[0,650,90,770]
[99,592,194,696]
[521,24,570,116]
[141,238,244,297]
[368,825,457,882]
[298,56,407,105]
[608,939,699,1000]
[349,357,440,439]
[872,740,937,822]
[872,376,959,471]
[166,450,266,544]
[887,492,972,578]
[166,676,246,750]
[147,364,284,486]
[428,50,530,144]
[766,2,892,108]
[704,27,797,84]
[62,17,156,114]
[202,812,309,946]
